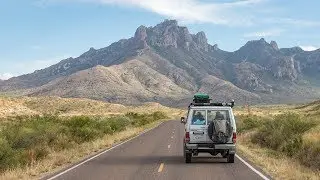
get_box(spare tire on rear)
[208,119,232,143]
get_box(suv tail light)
[185,132,190,143]
[232,132,237,143]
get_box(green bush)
[107,116,130,133]
[0,111,167,172]
[0,138,16,171]
[237,112,320,170]
[128,111,167,127]
[64,116,103,143]
[152,111,167,120]
[252,113,315,157]
[236,115,262,133]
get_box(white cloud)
[244,28,285,38]
[300,46,318,51]
[38,0,267,26]
[36,0,320,29]
[0,73,15,80]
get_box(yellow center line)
[158,163,164,173]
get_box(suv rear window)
[207,110,230,122]
[191,110,206,125]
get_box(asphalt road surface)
[45,120,270,180]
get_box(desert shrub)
[135,116,153,126]
[252,113,315,157]
[0,111,167,172]
[152,111,167,120]
[236,115,263,133]
[65,116,108,143]
[95,120,113,134]
[107,116,130,133]
[0,138,16,171]
[125,112,141,119]
[3,115,59,149]
[129,111,167,127]
[237,112,320,170]
[0,115,60,171]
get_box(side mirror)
[180,117,186,124]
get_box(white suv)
[181,94,236,163]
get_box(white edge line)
[46,122,164,180]
[235,154,270,180]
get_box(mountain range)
[1,20,319,107]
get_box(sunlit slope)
[0,96,184,118]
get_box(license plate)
[195,135,204,139]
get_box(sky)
[1,0,320,80]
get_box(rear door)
[207,108,234,143]
[189,109,208,143]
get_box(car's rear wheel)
[227,154,235,163]
[185,153,192,163]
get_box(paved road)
[45,120,270,180]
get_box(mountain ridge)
[1,19,319,107]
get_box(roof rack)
[189,100,235,108]
[189,93,235,108]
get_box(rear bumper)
[185,143,236,154]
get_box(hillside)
[0,96,184,118]
[1,20,319,106]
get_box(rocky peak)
[134,25,148,49]
[81,47,96,57]
[213,44,219,51]
[178,26,193,50]
[134,25,148,41]
[248,38,268,46]
[242,38,278,52]
[194,31,208,51]
[195,32,207,44]
[145,19,180,48]
[159,19,178,28]
[180,27,193,42]
[145,20,211,51]
[152,19,178,34]
[270,41,279,50]
[259,38,266,42]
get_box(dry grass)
[0,96,182,179]
[238,135,320,180]
[303,125,320,143]
[233,104,298,117]
[2,96,318,180]
[0,96,184,119]
[0,97,37,117]
[235,100,320,180]
[0,120,163,180]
